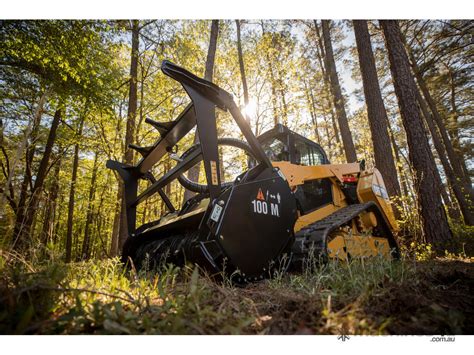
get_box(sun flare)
[242,100,257,119]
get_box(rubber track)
[291,202,397,266]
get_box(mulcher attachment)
[108,60,298,282]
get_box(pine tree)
[321,20,357,162]
[119,20,140,251]
[381,20,452,248]
[353,20,401,201]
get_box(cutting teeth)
[128,144,153,157]
[145,118,174,136]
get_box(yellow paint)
[327,233,391,260]
[356,168,398,231]
[272,161,397,261]
[327,234,348,260]
[210,160,218,185]
[273,161,360,187]
[358,211,378,231]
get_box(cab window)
[261,137,289,162]
[294,139,325,166]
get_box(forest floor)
[1,245,473,335]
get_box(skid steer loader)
[107,60,400,283]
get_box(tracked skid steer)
[107,61,400,283]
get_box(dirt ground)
[370,259,474,335]
[235,259,474,335]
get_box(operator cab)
[257,124,330,165]
[257,124,333,215]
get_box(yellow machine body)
[273,161,398,260]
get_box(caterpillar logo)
[256,188,265,201]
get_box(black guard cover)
[206,168,297,279]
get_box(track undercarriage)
[291,202,399,269]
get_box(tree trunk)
[236,19,253,166]
[109,102,124,258]
[447,70,470,181]
[204,20,219,82]
[11,91,47,242]
[135,62,145,146]
[13,107,61,250]
[19,108,61,248]
[65,117,84,262]
[405,44,474,222]
[260,21,280,126]
[40,155,61,245]
[380,20,452,249]
[93,180,109,259]
[109,187,121,257]
[81,152,98,260]
[268,59,279,126]
[313,21,343,157]
[305,83,321,144]
[321,20,357,162]
[416,90,470,223]
[448,70,461,155]
[277,70,289,125]
[387,124,410,198]
[236,20,250,124]
[53,187,64,250]
[321,115,334,161]
[446,69,469,179]
[119,20,140,250]
[183,20,219,204]
[353,20,401,202]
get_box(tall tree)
[313,21,343,158]
[109,189,122,257]
[321,20,357,162]
[40,154,61,245]
[236,20,250,124]
[260,21,280,126]
[204,20,219,81]
[405,44,474,225]
[118,20,140,251]
[416,90,470,223]
[380,20,451,248]
[183,20,219,203]
[387,123,410,198]
[81,151,99,260]
[13,108,62,250]
[353,20,401,201]
[303,80,322,144]
[11,91,48,242]
[65,115,85,262]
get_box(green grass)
[1,247,472,335]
